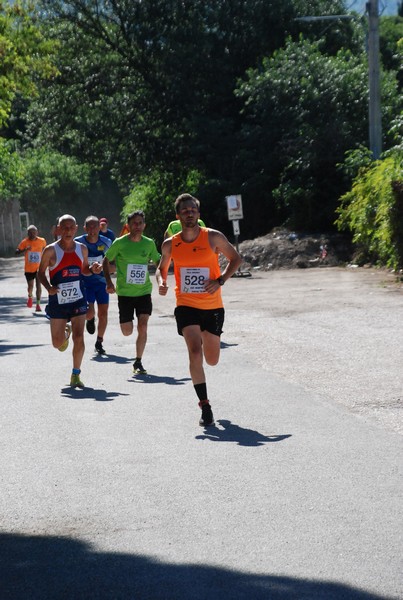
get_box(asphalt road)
[0,258,402,600]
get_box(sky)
[348,0,400,15]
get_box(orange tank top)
[172,228,223,309]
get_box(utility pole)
[296,3,383,160]
[367,0,382,159]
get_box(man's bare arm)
[156,239,172,296]
[102,256,116,293]
[210,230,241,280]
[203,230,241,294]
[38,246,58,294]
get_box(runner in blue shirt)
[75,215,113,354]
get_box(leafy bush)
[0,2,58,128]
[0,139,23,201]
[122,169,205,243]
[336,151,403,268]
[18,148,91,228]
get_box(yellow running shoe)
[70,373,84,388]
[58,324,72,352]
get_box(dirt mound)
[238,230,353,271]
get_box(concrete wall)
[0,199,23,256]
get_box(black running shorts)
[25,271,38,282]
[118,294,152,323]
[174,305,224,337]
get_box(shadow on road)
[0,341,45,356]
[129,374,191,386]
[0,297,36,323]
[220,340,238,349]
[196,420,292,447]
[60,387,130,402]
[0,532,387,600]
[90,353,132,364]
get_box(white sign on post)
[232,220,240,235]
[226,195,243,221]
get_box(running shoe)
[35,304,42,312]
[58,324,72,352]
[70,373,85,388]
[27,297,33,308]
[133,359,147,374]
[199,401,214,427]
[95,341,106,355]
[86,318,95,334]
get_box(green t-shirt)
[105,234,161,297]
[166,219,206,237]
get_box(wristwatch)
[217,276,225,286]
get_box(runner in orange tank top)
[15,225,47,310]
[157,193,241,427]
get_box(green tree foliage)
[379,15,403,90]
[0,0,57,129]
[235,36,401,233]
[17,148,92,230]
[27,0,354,190]
[122,169,205,243]
[27,0,291,187]
[0,139,23,200]
[336,150,403,268]
[9,0,400,242]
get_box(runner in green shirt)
[164,217,206,239]
[103,210,161,374]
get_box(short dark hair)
[174,194,200,213]
[85,215,99,225]
[127,210,145,223]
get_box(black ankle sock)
[194,383,207,401]
[96,336,103,343]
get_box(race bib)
[57,281,83,304]
[28,251,40,264]
[88,255,103,266]
[126,263,147,285]
[180,267,209,293]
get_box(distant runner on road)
[15,225,47,311]
[38,214,102,388]
[156,193,241,427]
[99,218,116,242]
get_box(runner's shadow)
[0,296,32,321]
[60,387,130,402]
[220,341,238,349]
[0,343,45,356]
[196,419,292,447]
[91,353,132,364]
[129,374,191,386]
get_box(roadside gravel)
[224,266,403,435]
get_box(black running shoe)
[133,360,147,374]
[199,401,214,427]
[86,318,95,334]
[95,341,106,355]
